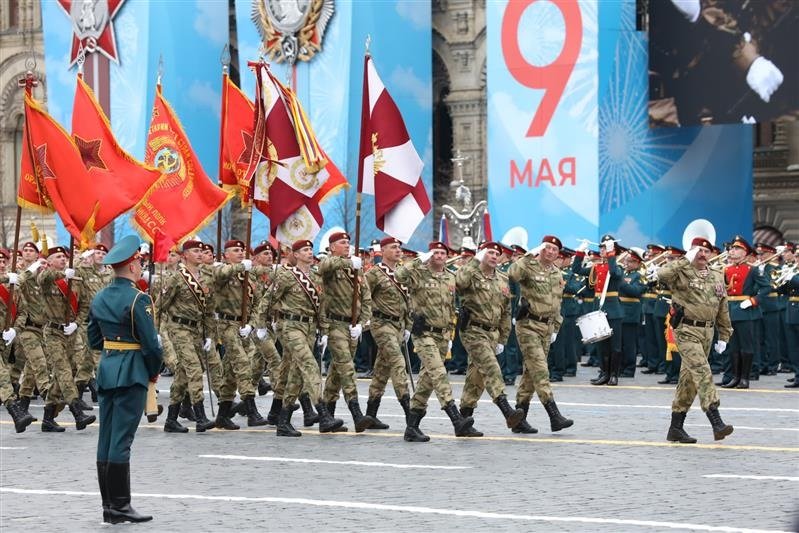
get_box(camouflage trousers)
[159,325,178,372]
[167,325,208,405]
[17,328,51,399]
[322,321,359,404]
[73,325,99,387]
[252,334,281,389]
[41,326,79,406]
[0,349,14,402]
[269,325,291,400]
[460,327,507,409]
[410,332,454,411]
[672,324,719,412]
[515,319,555,405]
[368,320,409,400]
[282,321,321,406]
[218,322,256,401]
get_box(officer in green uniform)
[641,245,664,374]
[552,248,581,377]
[777,243,799,388]
[87,235,163,524]
[618,247,647,377]
[754,243,782,376]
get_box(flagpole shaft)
[216,70,228,263]
[349,191,362,326]
[65,236,75,324]
[4,206,22,330]
[215,198,223,262]
[240,202,253,327]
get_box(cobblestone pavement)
[1,367,797,532]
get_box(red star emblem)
[238,131,254,166]
[35,145,55,179]
[57,0,126,66]
[74,135,108,171]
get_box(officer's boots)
[608,351,622,386]
[266,397,282,425]
[17,396,36,422]
[511,402,539,434]
[591,352,611,385]
[365,396,389,429]
[299,393,319,427]
[706,406,734,441]
[666,411,696,443]
[215,401,241,430]
[737,352,753,389]
[192,402,216,432]
[721,352,742,388]
[543,400,573,432]
[179,394,196,421]
[398,393,411,423]
[315,402,345,433]
[348,399,376,433]
[97,461,110,522]
[41,404,65,432]
[4,399,35,433]
[403,409,430,442]
[163,403,189,433]
[444,400,480,437]
[243,396,268,426]
[276,404,301,437]
[69,399,97,430]
[495,394,525,429]
[105,462,152,524]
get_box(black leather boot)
[608,352,622,386]
[666,411,696,443]
[257,377,272,396]
[495,394,525,429]
[17,396,36,422]
[231,400,246,417]
[398,393,410,423]
[511,402,538,434]
[591,352,610,385]
[327,400,337,417]
[193,402,216,432]
[88,378,98,403]
[542,400,573,432]
[5,399,35,433]
[69,399,97,430]
[179,394,196,421]
[706,406,733,441]
[365,396,389,429]
[243,396,268,427]
[459,405,474,418]
[736,353,753,389]
[444,400,480,436]
[300,393,319,427]
[266,397,282,425]
[41,404,65,432]
[276,405,301,437]
[75,382,94,411]
[97,461,110,522]
[403,408,430,442]
[215,401,240,430]
[163,403,188,433]
[316,402,345,433]
[347,399,375,433]
[106,462,152,524]
[722,353,741,388]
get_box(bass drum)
[576,310,613,344]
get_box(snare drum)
[576,310,613,344]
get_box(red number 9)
[501,0,583,137]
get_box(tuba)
[682,219,716,251]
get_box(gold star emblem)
[371,133,385,176]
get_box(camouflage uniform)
[73,264,113,389]
[14,269,51,401]
[250,265,281,389]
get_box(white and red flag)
[358,54,430,242]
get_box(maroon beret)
[182,240,203,252]
[328,232,350,244]
[428,241,448,252]
[691,237,713,250]
[46,245,70,258]
[224,239,246,250]
[541,235,562,249]
[21,241,39,253]
[292,239,313,252]
[380,237,402,248]
[479,241,503,254]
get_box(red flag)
[16,119,53,213]
[219,73,255,204]
[358,54,430,242]
[152,228,175,263]
[133,86,234,245]
[482,210,493,242]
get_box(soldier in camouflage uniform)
[508,235,574,434]
[654,236,734,442]
[397,242,477,442]
[364,237,412,428]
[249,242,281,397]
[318,231,375,432]
[456,242,525,431]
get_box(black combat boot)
[316,402,345,433]
[591,353,610,385]
[243,396,268,427]
[41,404,65,432]
[721,353,741,388]
[736,353,753,389]
[299,393,319,427]
[257,377,272,396]
[403,408,430,442]
[706,406,733,441]
[5,399,35,433]
[69,399,97,430]
[231,400,246,417]
[459,405,474,418]
[495,394,525,429]
[88,378,98,403]
[542,400,573,432]
[511,402,538,434]
[347,399,375,433]
[215,401,240,430]
[179,394,196,421]
[398,394,411,423]
[327,400,337,417]
[105,462,152,524]
[666,411,696,443]
[266,397,282,425]
[17,396,36,422]
[365,396,389,429]
[276,405,301,437]
[75,382,94,411]
[97,461,110,522]
[444,400,480,437]
[163,403,189,433]
[193,402,216,432]
[608,351,622,386]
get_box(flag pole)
[216,45,230,262]
[240,180,254,327]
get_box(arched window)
[13,114,24,187]
[8,0,19,29]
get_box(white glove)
[349,323,363,339]
[351,256,363,270]
[403,329,411,343]
[157,334,163,348]
[2,328,16,346]
[647,266,659,282]
[63,322,78,336]
[746,56,783,103]
[495,343,504,355]
[577,240,590,253]
[213,261,224,267]
[348,245,356,257]
[239,324,253,338]
[714,340,727,354]
[26,259,43,273]
[141,271,151,283]
[241,259,253,271]
[550,332,558,344]
[776,245,786,255]
[669,0,701,22]
[203,338,212,352]
[527,243,545,256]
[80,249,95,260]
[6,273,18,286]
[256,328,268,340]
[740,299,753,310]
[475,249,488,262]
[758,264,765,275]
[64,268,76,280]
[685,247,700,263]
[447,340,453,352]
[418,250,434,263]
[604,239,615,253]
[318,334,329,354]
[512,318,517,326]
[271,320,278,332]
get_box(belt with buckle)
[172,316,199,328]
[470,321,498,333]
[218,313,243,322]
[420,325,448,335]
[682,318,714,328]
[372,309,400,322]
[24,317,45,329]
[520,312,554,325]
[46,321,67,329]
[279,312,314,323]
[328,313,351,323]
[104,340,141,350]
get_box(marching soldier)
[508,236,574,433]
[619,247,647,377]
[655,246,685,384]
[88,235,162,523]
[249,242,281,397]
[0,265,34,432]
[456,242,525,431]
[654,236,734,442]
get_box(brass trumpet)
[708,251,729,265]
[643,251,669,267]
